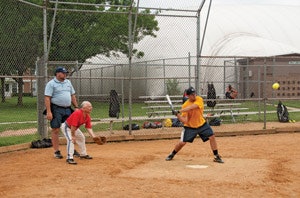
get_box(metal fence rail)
[1,1,300,147]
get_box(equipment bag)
[207,83,217,107]
[277,101,289,122]
[31,138,52,149]
[109,90,120,118]
[123,123,140,130]
[209,118,221,126]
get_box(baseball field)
[0,123,299,197]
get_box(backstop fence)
[1,1,300,147]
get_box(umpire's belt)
[51,103,71,109]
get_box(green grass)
[90,101,146,118]
[282,101,300,108]
[1,97,300,146]
[0,97,147,132]
[0,97,39,133]
[1,97,300,126]
[0,97,148,146]
[0,134,39,147]
[0,123,38,133]
[0,97,38,122]
[206,100,300,123]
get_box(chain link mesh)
[1,1,300,147]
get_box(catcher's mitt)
[93,136,107,145]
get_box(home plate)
[186,164,208,169]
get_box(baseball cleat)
[54,150,63,159]
[80,155,93,159]
[66,159,77,165]
[214,155,224,163]
[165,154,174,161]
[73,149,80,157]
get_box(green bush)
[166,79,180,95]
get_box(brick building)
[238,54,300,99]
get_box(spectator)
[225,84,238,99]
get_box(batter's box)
[120,157,268,184]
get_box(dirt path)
[0,132,299,197]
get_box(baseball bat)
[166,94,174,111]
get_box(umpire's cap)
[186,87,196,95]
[55,67,69,75]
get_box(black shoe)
[214,155,224,163]
[165,154,174,161]
[66,159,77,165]
[54,150,63,159]
[80,155,93,159]
[73,149,80,157]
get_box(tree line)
[0,0,159,105]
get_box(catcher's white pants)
[61,122,87,159]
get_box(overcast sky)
[138,0,300,9]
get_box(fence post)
[36,57,48,139]
[128,5,133,135]
[263,58,267,129]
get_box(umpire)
[45,67,79,159]
[165,87,224,163]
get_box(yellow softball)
[272,82,280,90]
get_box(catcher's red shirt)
[66,109,92,129]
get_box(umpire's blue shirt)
[45,77,75,107]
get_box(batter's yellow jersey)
[181,95,206,128]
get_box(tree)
[47,0,159,63]
[0,0,159,105]
[0,0,43,105]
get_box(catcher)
[61,101,106,165]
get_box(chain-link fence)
[1,1,300,147]
[76,56,300,98]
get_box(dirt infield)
[0,131,299,197]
